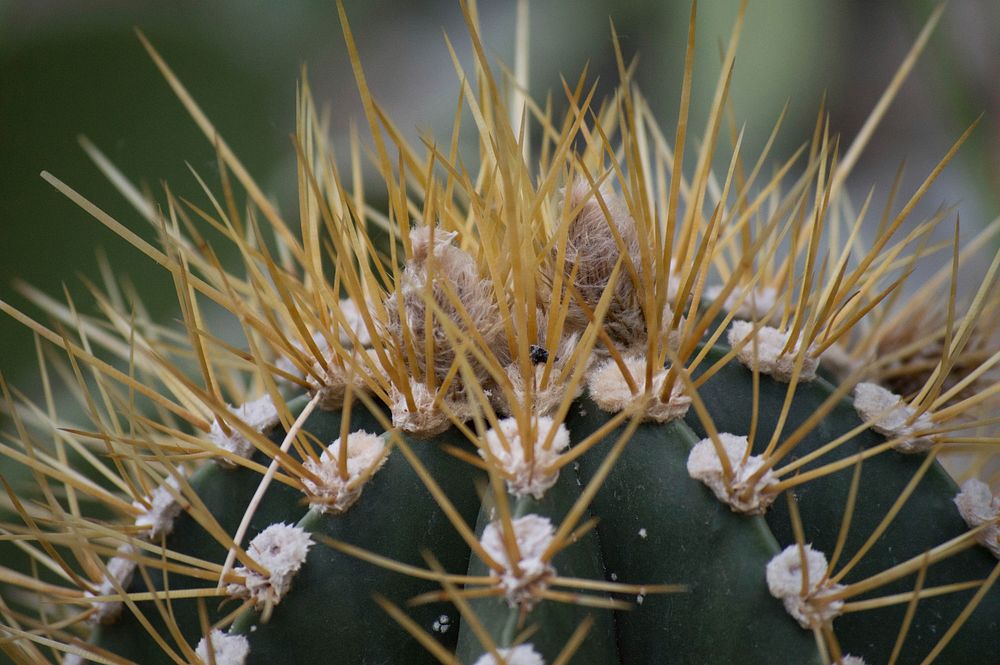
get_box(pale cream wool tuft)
[305,354,375,411]
[87,544,137,625]
[586,355,690,422]
[384,226,509,390]
[132,472,185,540]
[195,629,250,665]
[302,431,389,514]
[227,523,312,610]
[954,479,1000,559]
[705,285,778,322]
[472,644,546,665]
[686,433,777,514]
[559,179,649,350]
[727,321,818,382]
[853,382,934,453]
[210,395,280,462]
[480,514,556,609]
[766,544,845,629]
[390,378,472,437]
[493,334,588,417]
[481,416,570,499]
[839,657,868,665]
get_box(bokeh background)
[1,0,998,386]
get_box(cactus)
[1,3,999,665]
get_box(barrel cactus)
[1,3,998,664]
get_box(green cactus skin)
[454,457,618,664]
[689,347,1000,664]
[83,348,998,665]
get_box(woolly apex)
[727,321,819,383]
[481,416,570,499]
[132,472,185,540]
[384,225,509,390]
[302,431,389,514]
[586,355,691,423]
[210,395,280,463]
[853,382,934,453]
[954,479,1000,559]
[766,544,845,629]
[195,629,250,665]
[559,178,649,350]
[390,377,472,437]
[227,523,312,612]
[687,433,778,514]
[480,514,556,609]
[472,644,546,665]
[705,284,778,322]
[86,544,137,625]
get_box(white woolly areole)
[498,364,576,417]
[686,433,778,514]
[472,644,546,665]
[727,321,818,383]
[62,654,84,665]
[390,378,471,437]
[210,395,280,463]
[491,334,588,417]
[853,382,934,453]
[302,431,388,514]
[586,355,691,422]
[195,629,250,665]
[705,285,778,321]
[954,479,1000,558]
[839,657,868,665]
[132,473,185,540]
[481,417,570,499]
[480,514,556,609]
[766,544,845,629]
[227,523,312,610]
[306,359,368,411]
[87,544,137,624]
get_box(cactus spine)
[1,3,998,665]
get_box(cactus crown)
[1,3,999,665]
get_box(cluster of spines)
[0,1,998,664]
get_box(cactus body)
[2,4,999,665]
[80,360,998,664]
